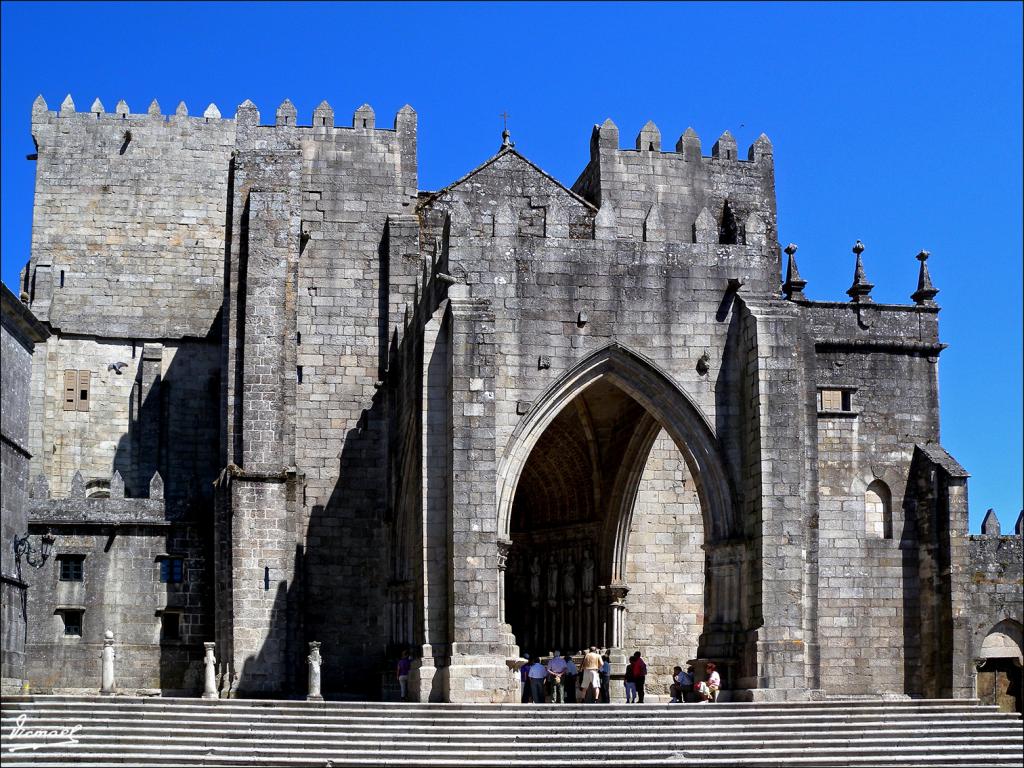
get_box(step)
[2,696,1019,768]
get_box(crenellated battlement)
[585,116,772,165]
[32,94,417,136]
[33,94,232,128]
[27,470,170,526]
[572,118,777,249]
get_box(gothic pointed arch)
[497,343,736,546]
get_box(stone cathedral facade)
[5,94,1021,703]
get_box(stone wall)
[417,134,784,700]
[806,303,942,696]
[22,97,234,338]
[27,336,221,503]
[1,285,48,694]
[571,120,776,249]
[966,523,1023,664]
[11,94,998,703]
[624,429,704,698]
[21,485,209,694]
[218,101,419,697]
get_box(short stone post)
[306,641,323,702]
[202,642,218,699]
[100,630,116,695]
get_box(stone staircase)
[2,696,1021,767]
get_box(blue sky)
[2,2,1021,532]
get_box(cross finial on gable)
[500,111,514,149]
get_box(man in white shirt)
[546,651,568,703]
[527,657,547,704]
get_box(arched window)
[865,480,892,539]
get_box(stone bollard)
[202,642,218,699]
[307,641,324,702]
[100,630,116,695]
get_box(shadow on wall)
[98,319,221,694]
[303,391,390,699]
[299,223,439,700]
[111,310,222,510]
[712,291,753,683]
[233,545,306,698]
[900,486,922,697]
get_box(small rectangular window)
[77,370,91,411]
[160,612,180,642]
[58,555,85,582]
[63,370,78,411]
[296,366,303,384]
[819,389,843,411]
[59,610,83,637]
[159,557,184,583]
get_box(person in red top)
[630,651,647,704]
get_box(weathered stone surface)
[1,285,49,694]
[7,97,1009,707]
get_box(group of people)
[398,647,722,703]
[669,661,720,703]
[520,647,611,703]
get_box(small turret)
[312,100,334,128]
[712,130,737,160]
[693,207,716,244]
[981,509,1001,535]
[90,98,105,117]
[395,104,416,132]
[60,94,75,115]
[675,127,701,162]
[643,205,664,243]
[846,240,874,303]
[115,99,129,118]
[353,103,375,130]
[147,99,161,118]
[70,470,86,499]
[276,98,296,126]
[636,120,661,152]
[911,249,939,306]
[236,99,259,128]
[175,101,189,117]
[110,470,125,499]
[782,243,807,301]
[32,94,48,117]
[597,118,619,151]
[748,133,773,164]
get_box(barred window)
[58,554,85,582]
[58,609,83,637]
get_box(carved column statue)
[581,549,595,644]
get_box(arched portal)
[498,344,738,661]
[976,619,1023,714]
